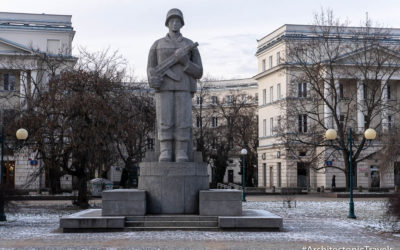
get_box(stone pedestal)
[138,161,209,214]
[102,189,146,216]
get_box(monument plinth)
[139,160,208,214]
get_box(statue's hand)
[149,74,162,89]
[175,48,189,66]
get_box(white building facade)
[255,24,400,190]
[0,12,75,190]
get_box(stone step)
[123,226,220,231]
[125,220,218,227]
[126,215,218,222]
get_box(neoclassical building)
[255,24,400,190]
[0,12,75,190]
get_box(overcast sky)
[3,0,400,80]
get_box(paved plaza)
[0,195,399,249]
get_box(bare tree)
[193,81,258,186]
[15,48,154,208]
[114,82,155,188]
[280,10,400,188]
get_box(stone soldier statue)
[147,8,203,162]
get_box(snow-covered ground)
[0,199,399,249]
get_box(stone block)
[101,189,146,216]
[60,209,125,229]
[200,189,242,201]
[138,161,209,214]
[218,209,283,230]
[199,190,242,216]
[102,189,146,201]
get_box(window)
[270,117,274,135]
[270,86,274,102]
[276,52,281,65]
[388,115,392,129]
[212,117,218,127]
[277,83,281,100]
[262,59,266,71]
[147,138,154,150]
[298,114,308,133]
[387,85,391,100]
[277,163,281,188]
[339,84,344,99]
[196,96,203,105]
[211,96,218,104]
[3,109,17,127]
[262,89,266,105]
[3,74,15,91]
[298,82,307,97]
[196,116,202,128]
[263,119,266,136]
[255,93,258,102]
[364,115,368,129]
[269,55,273,68]
[277,115,282,132]
[226,95,233,104]
[363,84,368,100]
[47,39,60,54]
[339,115,345,128]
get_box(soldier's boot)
[159,140,172,162]
[175,140,188,162]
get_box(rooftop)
[199,78,257,90]
[0,12,73,31]
[256,24,400,55]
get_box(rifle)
[150,42,199,85]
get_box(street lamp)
[240,148,248,202]
[325,127,376,219]
[0,127,28,221]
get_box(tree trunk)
[76,175,89,209]
[0,186,5,221]
[48,167,62,194]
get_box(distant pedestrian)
[331,175,336,190]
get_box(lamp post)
[325,127,376,219]
[241,148,248,202]
[0,127,28,221]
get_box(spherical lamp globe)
[16,128,28,140]
[364,128,376,140]
[325,129,337,140]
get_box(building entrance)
[370,165,380,188]
[228,170,234,183]
[263,163,266,187]
[394,162,400,186]
[269,167,273,188]
[297,162,309,188]
[4,161,15,188]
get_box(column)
[19,71,28,107]
[357,80,365,132]
[334,79,341,129]
[381,80,388,132]
[30,70,38,94]
[324,81,332,128]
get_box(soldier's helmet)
[165,8,184,27]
